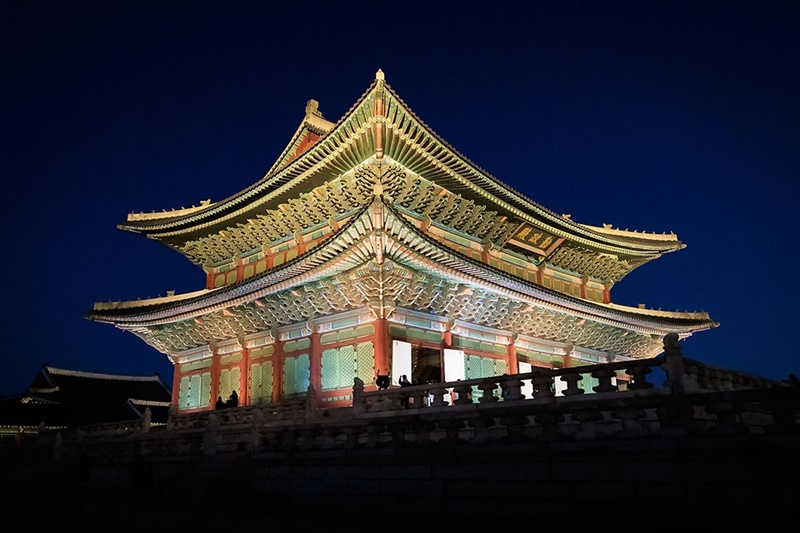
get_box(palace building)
[86,70,717,412]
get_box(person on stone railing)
[215,395,226,410]
[399,374,412,407]
[227,390,239,407]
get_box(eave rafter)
[98,198,713,359]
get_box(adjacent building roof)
[0,365,172,430]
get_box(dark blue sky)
[2,1,798,395]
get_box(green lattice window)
[321,341,375,391]
[249,361,274,405]
[219,367,241,401]
[178,372,212,410]
[465,354,508,400]
[283,353,310,396]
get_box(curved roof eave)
[116,73,683,259]
[379,203,716,335]
[117,80,382,236]
[88,202,377,324]
[91,197,716,337]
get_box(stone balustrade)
[30,338,799,460]
[9,336,799,527]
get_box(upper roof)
[0,365,172,429]
[117,70,684,280]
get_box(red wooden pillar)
[373,318,390,377]
[272,340,285,403]
[309,328,322,397]
[240,345,250,406]
[507,341,518,374]
[442,327,453,350]
[211,349,221,408]
[171,361,181,407]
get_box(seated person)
[227,390,239,407]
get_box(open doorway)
[392,341,443,385]
[411,346,442,384]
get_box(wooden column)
[373,318,390,377]
[171,361,181,407]
[309,327,322,396]
[240,345,250,406]
[507,341,518,374]
[272,340,284,403]
[442,325,453,350]
[211,349,222,408]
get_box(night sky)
[2,1,798,395]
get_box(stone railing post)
[452,382,474,405]
[705,394,747,435]
[592,368,618,393]
[352,377,365,414]
[500,374,525,401]
[663,332,685,394]
[534,412,565,441]
[52,432,63,462]
[571,408,604,439]
[761,394,800,435]
[166,403,178,430]
[428,384,450,407]
[625,363,654,390]
[560,372,584,396]
[477,380,499,403]
[142,407,152,433]
[203,413,218,455]
[408,389,428,409]
[531,371,555,398]
[251,408,265,450]
[306,384,319,419]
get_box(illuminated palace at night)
[87,70,717,412]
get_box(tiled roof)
[0,366,172,429]
[117,71,682,258]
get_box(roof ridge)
[45,365,164,382]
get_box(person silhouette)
[228,389,239,407]
[398,374,412,407]
[215,395,225,410]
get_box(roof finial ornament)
[376,69,385,81]
[305,99,321,117]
